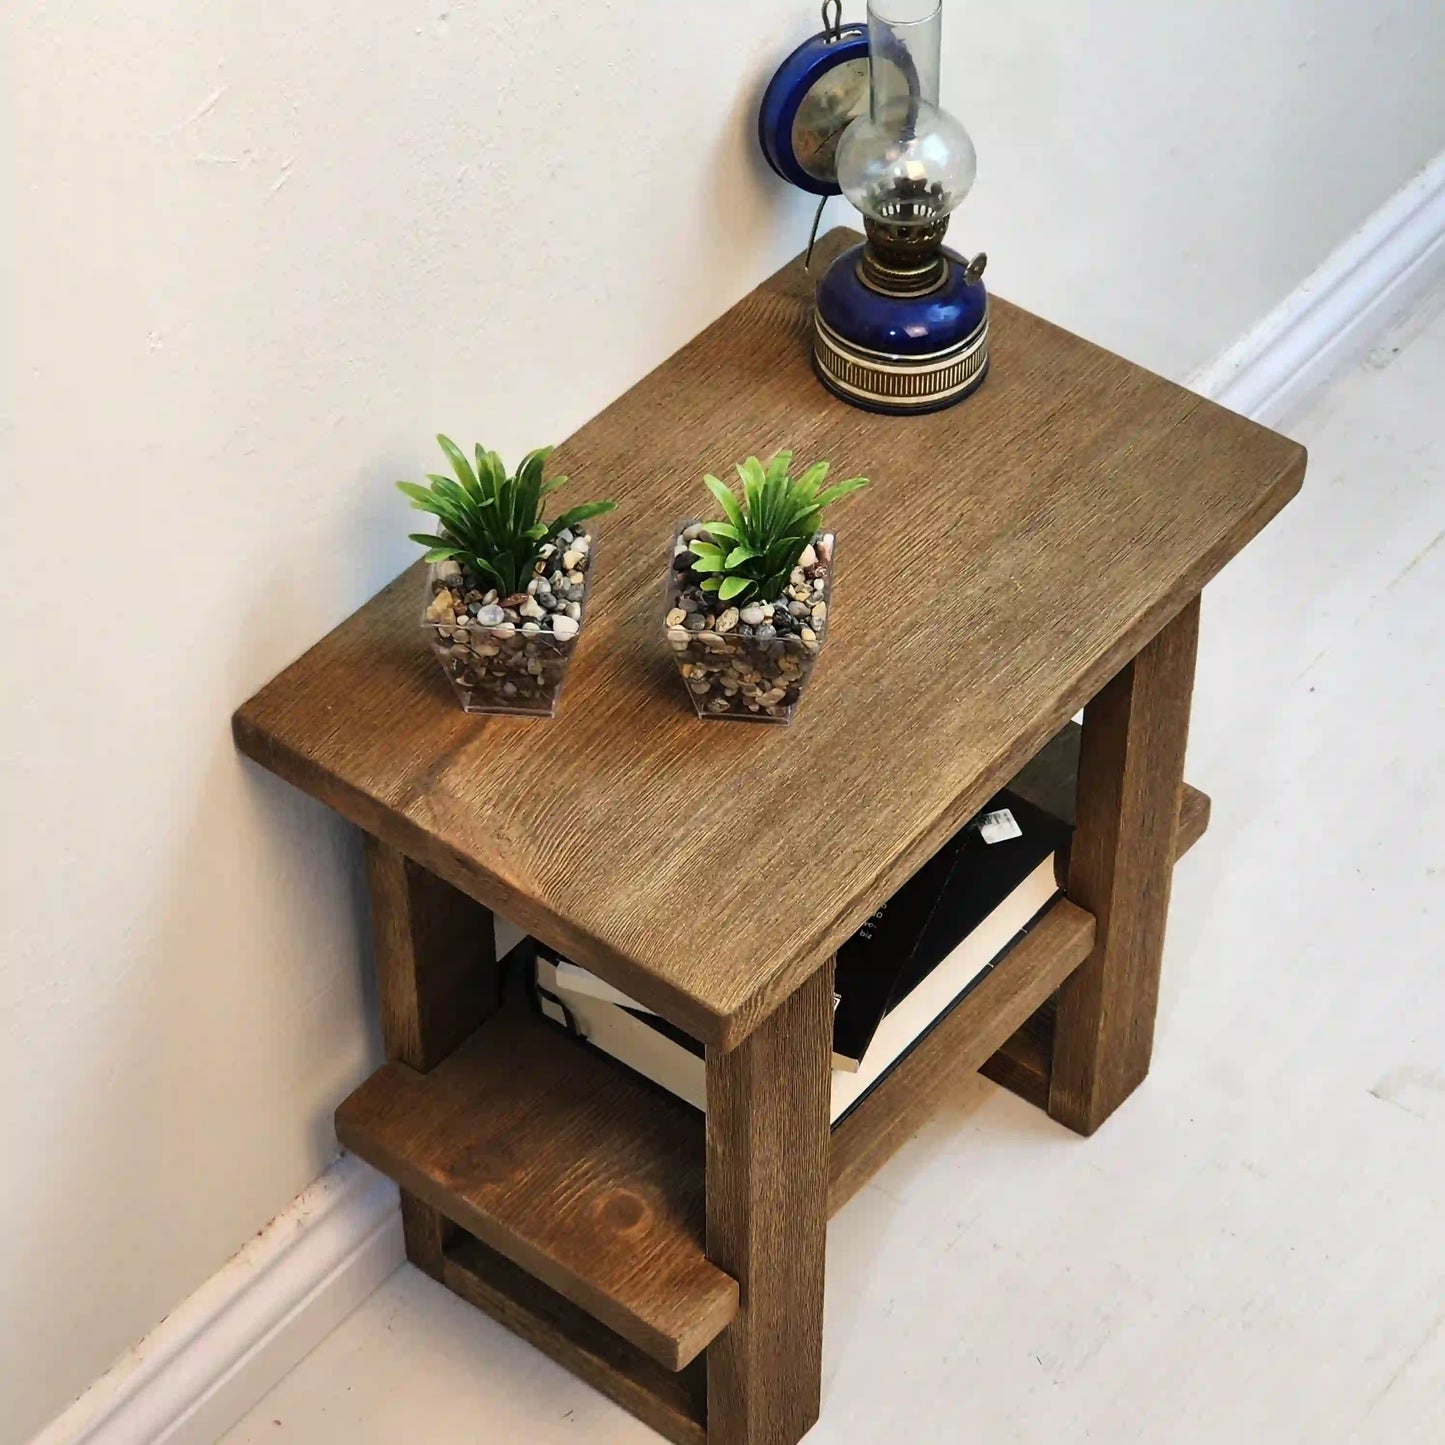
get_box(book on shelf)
[533,786,1071,1128]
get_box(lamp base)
[812,242,989,414]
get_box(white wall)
[3,2,1442,1437]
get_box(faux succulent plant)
[400,435,615,598]
[689,450,867,604]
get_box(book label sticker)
[978,808,1022,844]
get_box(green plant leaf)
[700,575,722,592]
[689,554,726,573]
[397,480,442,509]
[815,475,869,508]
[788,463,828,514]
[764,449,794,486]
[724,545,760,567]
[704,474,745,530]
[717,574,752,601]
[689,540,725,560]
[700,519,741,544]
[436,435,479,493]
[468,554,506,586]
[735,457,761,525]
[514,447,551,533]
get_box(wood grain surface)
[334,994,738,1370]
[706,963,833,1445]
[235,227,1303,1048]
[1050,598,1201,1134]
[829,900,1095,1213]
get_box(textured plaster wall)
[3,1,1443,1436]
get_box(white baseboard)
[1191,149,1445,425]
[30,146,1445,1445]
[31,1155,404,1445]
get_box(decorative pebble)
[476,603,505,625]
[715,607,739,634]
[666,607,686,627]
[520,596,546,620]
[565,601,581,620]
[562,549,584,571]
[551,613,579,640]
[684,613,707,631]
[739,604,765,625]
[797,544,816,568]
[425,588,456,624]
[436,559,463,583]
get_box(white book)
[552,959,656,1015]
[535,855,1058,1127]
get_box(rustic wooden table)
[234,230,1304,1444]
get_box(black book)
[831,787,1068,1069]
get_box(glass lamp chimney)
[836,1,977,289]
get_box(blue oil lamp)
[760,1,988,414]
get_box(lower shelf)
[336,994,738,1372]
[442,1231,705,1445]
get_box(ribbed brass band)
[813,307,989,410]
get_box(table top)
[234,228,1304,1049]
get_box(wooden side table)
[234,230,1304,1444]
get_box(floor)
[225,293,1445,1445]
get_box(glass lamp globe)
[836,97,977,229]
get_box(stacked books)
[534,789,1070,1127]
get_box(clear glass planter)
[420,526,597,717]
[663,522,835,724]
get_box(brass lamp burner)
[856,178,983,298]
[859,213,951,296]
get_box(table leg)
[705,962,833,1445]
[1049,597,1200,1136]
[362,835,498,1275]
